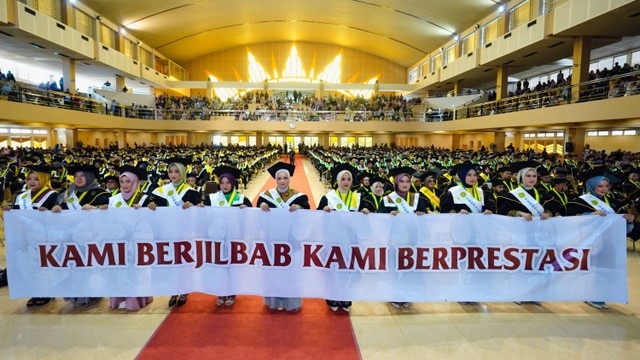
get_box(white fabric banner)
[4,208,629,303]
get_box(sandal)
[26,297,38,307]
[34,297,51,306]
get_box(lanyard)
[75,190,89,204]
[338,190,353,210]
[552,189,567,207]
[371,194,380,210]
[126,189,142,207]
[32,187,49,202]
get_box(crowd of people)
[471,63,639,118]
[1,142,640,312]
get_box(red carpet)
[136,294,360,360]
[137,157,358,359]
[251,155,317,208]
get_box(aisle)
[136,155,359,360]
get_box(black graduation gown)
[317,191,368,212]
[362,193,384,213]
[418,186,445,213]
[546,189,571,217]
[497,188,553,217]
[13,189,58,210]
[440,188,490,214]
[566,195,640,240]
[203,191,253,207]
[60,187,111,209]
[257,189,311,209]
[378,192,428,213]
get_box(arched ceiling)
[82,0,501,67]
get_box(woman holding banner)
[379,166,427,309]
[497,162,553,306]
[497,161,553,220]
[51,165,110,307]
[440,163,493,215]
[203,165,252,307]
[106,165,160,311]
[317,163,368,313]
[258,162,310,312]
[362,175,386,212]
[152,158,202,308]
[566,167,639,310]
[3,165,58,307]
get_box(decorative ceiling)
[81,0,501,67]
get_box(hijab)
[169,162,187,187]
[516,167,536,191]
[586,175,608,199]
[457,167,475,188]
[60,170,102,204]
[28,170,51,191]
[120,171,139,200]
[219,173,236,193]
[394,173,410,197]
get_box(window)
[212,135,228,146]
[556,132,564,137]
[624,130,636,136]
[20,129,32,134]
[632,51,640,66]
[545,133,555,137]
[72,7,94,39]
[589,62,599,73]
[537,133,545,138]
[598,57,613,71]
[461,32,476,56]
[611,130,623,136]
[123,38,138,60]
[613,54,627,67]
[330,136,338,147]
[0,128,8,133]
[303,136,318,146]
[409,67,418,83]
[587,131,598,137]
[481,17,499,46]
[249,136,256,146]
[444,45,456,65]
[524,134,531,138]
[597,131,608,136]
[9,128,20,134]
[509,1,531,31]
[34,0,61,21]
[358,136,372,147]
[430,53,442,73]
[100,24,117,49]
[268,136,283,147]
[141,49,153,68]
[421,62,429,78]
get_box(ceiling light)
[120,27,126,34]
[454,34,459,41]
[498,5,505,13]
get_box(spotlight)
[120,27,126,34]
[439,47,443,52]
[137,41,142,45]
[454,34,459,41]
[498,5,505,13]
[96,15,101,20]
[475,24,480,29]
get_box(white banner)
[4,208,629,303]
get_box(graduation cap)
[104,175,119,183]
[331,163,359,181]
[537,167,550,177]
[418,169,444,182]
[26,165,55,174]
[356,172,372,185]
[551,176,568,185]
[213,165,241,181]
[509,161,539,174]
[186,172,198,179]
[449,162,476,176]
[577,167,607,182]
[68,164,99,178]
[166,157,192,166]
[117,165,147,180]
[368,175,385,186]
[267,162,295,179]
[412,171,424,179]
[388,166,414,178]
[160,173,170,181]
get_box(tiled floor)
[2,157,640,359]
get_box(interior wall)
[77,130,117,148]
[584,135,640,153]
[185,41,407,86]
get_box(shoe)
[225,295,236,307]
[402,302,410,308]
[390,302,401,309]
[342,306,351,313]
[277,303,284,311]
[458,302,477,305]
[330,306,339,312]
[26,297,38,307]
[514,301,522,305]
[177,295,188,307]
[586,301,607,310]
[168,295,177,307]
[530,301,541,306]
[35,298,51,306]
[86,298,100,306]
[216,296,225,307]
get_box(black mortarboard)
[510,161,539,173]
[419,170,443,182]
[213,165,241,181]
[267,162,295,179]
[356,172,372,185]
[104,175,119,183]
[68,164,99,178]
[26,165,55,174]
[166,157,192,166]
[118,165,147,180]
[388,166,415,178]
[331,163,359,181]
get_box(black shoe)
[168,295,177,307]
[177,295,188,307]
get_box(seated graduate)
[497,161,553,221]
[378,166,428,215]
[417,169,445,213]
[440,163,492,214]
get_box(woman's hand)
[197,203,205,208]
[2,206,11,212]
[260,202,270,212]
[132,204,141,209]
[592,210,606,216]
[624,213,635,223]
[81,204,96,210]
[99,205,108,210]
[289,204,301,212]
[182,201,194,209]
[483,210,493,215]
[540,213,550,220]
[518,211,533,221]
[38,207,47,212]
[51,205,62,213]
[416,211,425,216]
[239,205,246,209]
[361,208,370,215]
[148,202,157,211]
[323,205,331,213]
[390,210,398,216]
[460,209,470,215]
